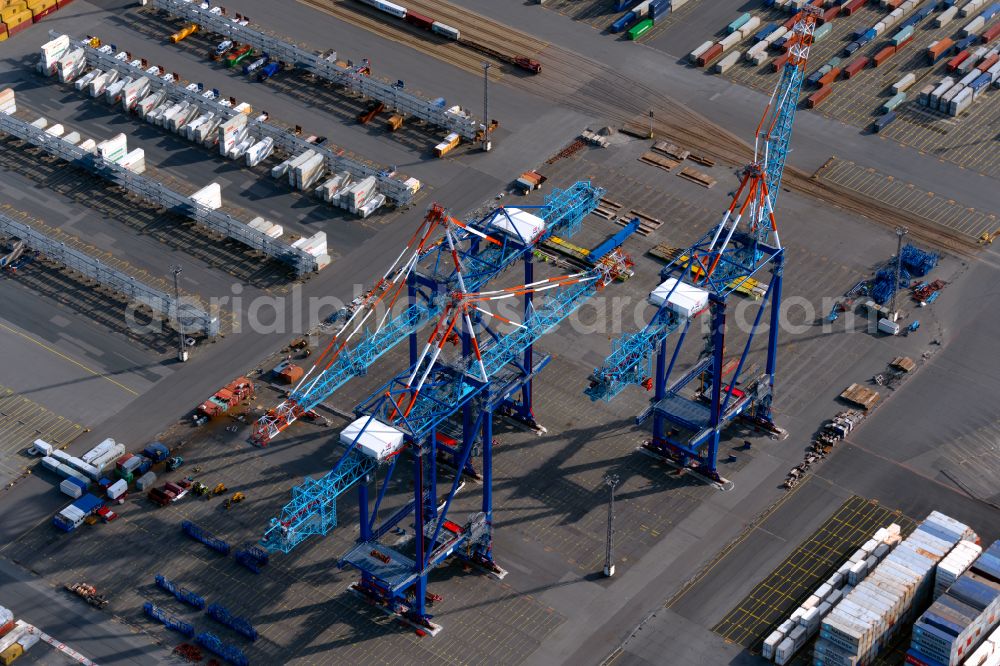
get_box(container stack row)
[934,540,983,599]
[907,540,1000,666]
[812,512,978,666]
[39,35,388,221]
[763,524,903,665]
[964,622,1000,666]
[918,48,1000,116]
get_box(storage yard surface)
[0,0,997,665]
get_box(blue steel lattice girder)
[287,181,603,421]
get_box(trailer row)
[42,33,418,212]
[151,0,483,140]
[4,79,327,276]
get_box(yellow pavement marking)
[0,321,139,396]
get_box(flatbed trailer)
[456,38,541,74]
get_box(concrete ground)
[0,0,996,665]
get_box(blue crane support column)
[764,253,784,422]
[518,252,535,424]
[705,296,727,477]
[651,338,668,444]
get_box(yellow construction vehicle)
[223,491,245,510]
[979,229,998,245]
[211,482,227,496]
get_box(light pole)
[603,473,619,577]
[890,226,908,321]
[171,265,188,362]
[482,62,492,152]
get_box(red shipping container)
[977,53,999,71]
[822,6,840,23]
[807,86,833,108]
[403,10,434,30]
[6,18,31,38]
[844,56,869,77]
[885,0,904,7]
[873,45,895,66]
[783,15,797,30]
[772,53,789,72]
[946,50,970,72]
[32,4,58,22]
[697,43,723,67]
[896,34,914,50]
[818,67,842,86]
[983,22,1000,43]
[810,0,824,6]
[842,0,869,16]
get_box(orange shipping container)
[772,53,790,72]
[696,43,723,67]
[927,38,954,63]
[873,45,895,66]
[977,53,999,71]
[807,86,833,108]
[818,67,842,86]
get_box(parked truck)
[148,481,190,507]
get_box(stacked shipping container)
[907,541,1000,666]
[812,512,978,666]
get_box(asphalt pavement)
[0,559,169,664]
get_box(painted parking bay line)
[0,321,139,396]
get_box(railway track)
[297,0,502,79]
[285,0,981,257]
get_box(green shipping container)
[881,92,906,113]
[814,23,833,42]
[628,19,653,40]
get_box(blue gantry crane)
[585,9,819,485]
[259,184,634,631]
[251,182,604,446]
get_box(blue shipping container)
[948,576,999,610]
[981,3,1000,21]
[906,648,948,666]
[613,0,636,10]
[754,23,778,41]
[873,111,896,132]
[611,11,636,33]
[956,35,978,50]
[844,41,861,56]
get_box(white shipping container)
[714,51,741,73]
[951,87,973,114]
[764,25,788,45]
[107,479,128,499]
[60,478,84,498]
[963,16,986,37]
[719,32,742,51]
[891,72,916,94]
[191,183,223,210]
[738,16,761,39]
[690,40,713,62]
[763,630,783,659]
[937,5,958,26]
[16,632,39,651]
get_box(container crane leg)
[764,255,784,423]
[705,297,727,479]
